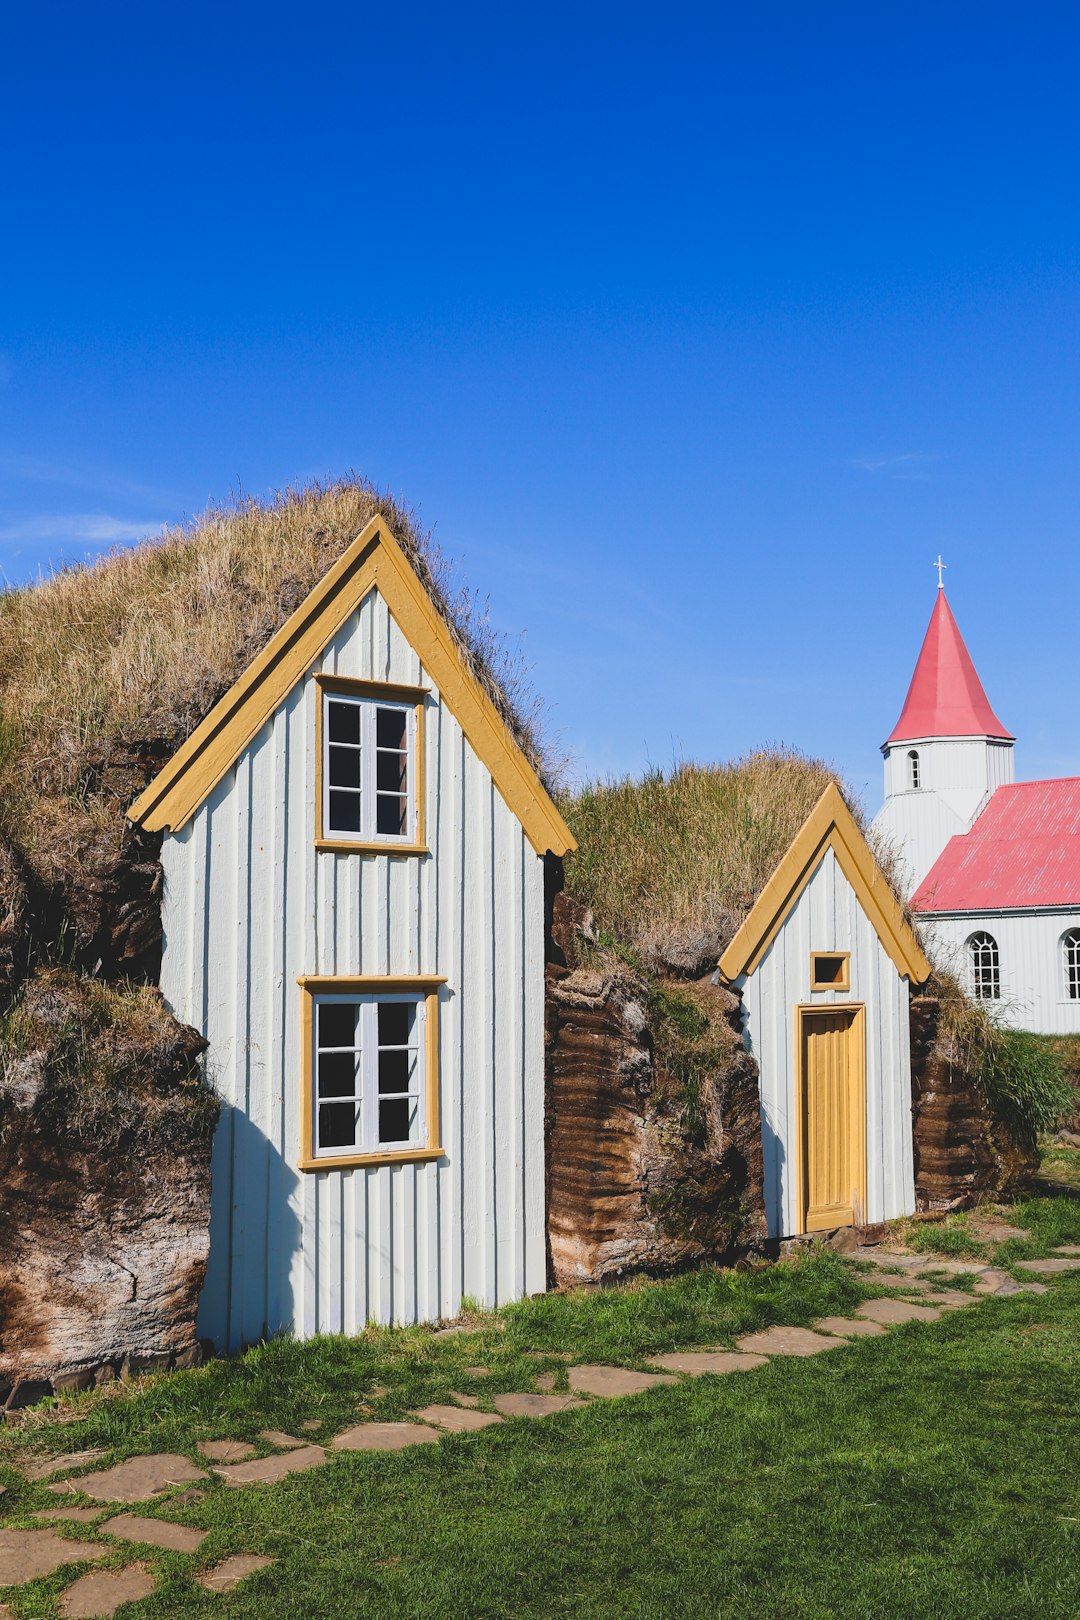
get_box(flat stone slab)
[648,1349,770,1374]
[101,1511,208,1553]
[258,1429,304,1449]
[812,1316,887,1339]
[197,1554,275,1593]
[332,1423,440,1453]
[734,1325,847,1356]
[973,1268,1014,1294]
[34,1508,106,1526]
[409,1404,503,1434]
[534,1372,557,1392]
[450,1392,481,1408]
[1016,1257,1080,1273]
[51,1454,207,1503]
[923,1289,978,1308]
[870,1272,937,1292]
[214,1444,327,1485]
[971,1219,1031,1242]
[857,1299,942,1325]
[0,1529,107,1586]
[300,1419,322,1431]
[1053,1244,1080,1255]
[59,1563,155,1618]
[22,1450,107,1481]
[464,1366,488,1377]
[567,1365,677,1398]
[197,1439,256,1462]
[492,1392,581,1419]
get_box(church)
[872,572,1080,1034]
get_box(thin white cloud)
[0,513,164,546]
[849,452,936,480]
[0,451,180,507]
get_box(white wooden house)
[128,515,574,1350]
[719,785,931,1239]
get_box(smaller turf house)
[718,785,931,1239]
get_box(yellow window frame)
[298,975,445,1171]
[315,674,429,855]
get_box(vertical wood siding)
[159,587,547,1349]
[734,848,916,1239]
[925,912,1080,1035]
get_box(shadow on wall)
[198,1103,303,1356]
[758,1107,787,1242]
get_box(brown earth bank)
[909,995,1038,1210]
[0,972,217,1404]
[545,910,767,1288]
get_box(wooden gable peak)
[127,515,575,857]
[718,782,930,984]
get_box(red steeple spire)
[886,590,1013,744]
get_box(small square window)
[318,683,424,849]
[810,953,850,992]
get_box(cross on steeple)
[933,554,947,589]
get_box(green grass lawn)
[3,1194,1080,1619]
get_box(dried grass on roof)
[0,477,552,858]
[561,751,884,972]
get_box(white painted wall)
[731,848,916,1240]
[920,910,1080,1035]
[158,585,548,1350]
[874,737,1015,896]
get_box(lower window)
[299,978,444,1168]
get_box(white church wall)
[921,911,1080,1035]
[872,791,969,896]
[734,848,916,1240]
[158,584,548,1350]
[875,736,1016,897]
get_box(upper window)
[317,678,426,851]
[1063,929,1080,1001]
[907,749,921,791]
[300,978,444,1168]
[968,931,1000,1000]
[810,952,850,992]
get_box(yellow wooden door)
[800,1008,865,1233]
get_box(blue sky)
[3,3,1078,808]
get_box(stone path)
[3,1238,1077,1615]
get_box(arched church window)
[967,932,1000,1000]
[1063,929,1080,1001]
[907,750,920,790]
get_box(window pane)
[378,1001,414,1047]
[376,707,408,749]
[379,1096,417,1144]
[319,1101,360,1150]
[329,745,361,788]
[378,1048,416,1096]
[328,790,362,833]
[376,749,407,792]
[318,1051,359,1099]
[319,1002,358,1048]
[327,701,361,744]
[376,793,408,836]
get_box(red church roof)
[886,590,1013,744]
[911,778,1080,912]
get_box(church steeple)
[872,580,1016,898]
[885,589,1013,746]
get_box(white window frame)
[316,677,426,852]
[907,749,921,791]
[967,931,1001,1001]
[298,976,445,1170]
[1062,928,1080,1002]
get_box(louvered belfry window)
[968,932,1000,1000]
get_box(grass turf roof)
[560,750,858,969]
[0,478,553,859]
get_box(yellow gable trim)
[127,516,575,857]
[717,783,930,985]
